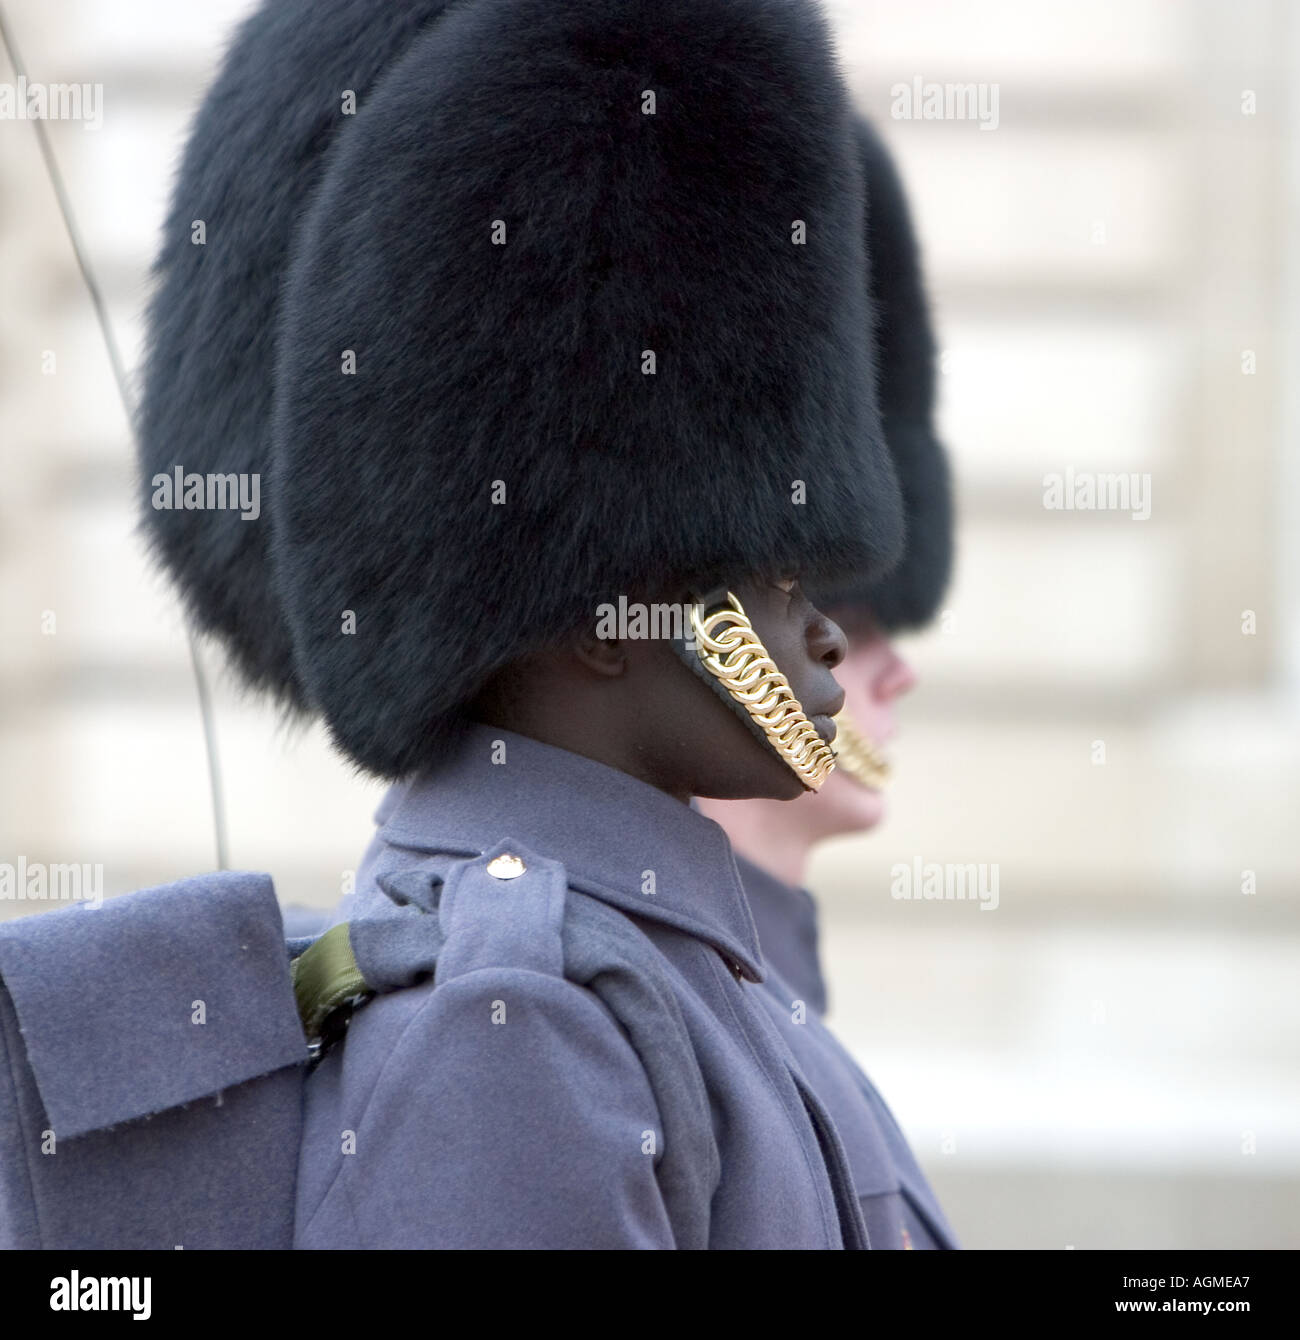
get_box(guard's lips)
[813,689,846,721]
[811,715,838,744]
[808,688,846,743]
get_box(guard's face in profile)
[650,577,849,804]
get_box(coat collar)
[734,854,830,1018]
[371,724,766,982]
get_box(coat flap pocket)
[0,872,307,1138]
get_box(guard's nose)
[808,612,848,671]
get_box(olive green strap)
[291,922,369,1041]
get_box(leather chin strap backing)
[669,588,837,792]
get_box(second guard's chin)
[822,774,889,835]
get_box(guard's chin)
[766,762,811,803]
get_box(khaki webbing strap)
[291,922,369,1042]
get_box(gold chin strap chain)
[690,591,837,792]
[830,710,891,790]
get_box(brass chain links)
[689,592,837,791]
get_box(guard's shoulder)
[434,840,567,984]
[335,841,583,1051]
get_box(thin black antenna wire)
[0,4,230,869]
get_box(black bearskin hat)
[138,1,455,713]
[138,0,907,777]
[807,115,954,633]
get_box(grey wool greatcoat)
[297,724,869,1248]
[739,857,960,1249]
[0,724,953,1249]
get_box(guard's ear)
[571,626,629,679]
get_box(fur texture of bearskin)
[268,0,902,776]
[139,0,917,776]
[807,115,954,632]
[137,0,454,709]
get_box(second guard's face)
[663,577,848,802]
[809,616,918,833]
